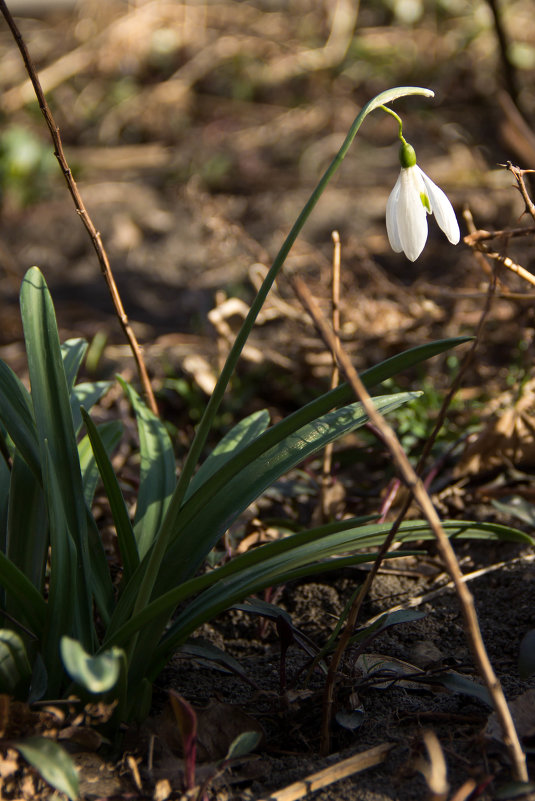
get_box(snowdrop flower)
[386,142,460,261]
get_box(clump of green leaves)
[0,266,528,729]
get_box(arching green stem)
[380,104,407,145]
[132,86,434,619]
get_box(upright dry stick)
[320,231,341,518]
[312,261,496,754]
[0,1,158,416]
[291,275,528,782]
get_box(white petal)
[397,167,428,261]
[386,173,403,253]
[417,167,460,245]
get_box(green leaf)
[0,359,40,479]
[20,267,93,653]
[61,338,88,389]
[41,443,79,691]
[81,408,139,582]
[225,730,262,760]
[114,338,471,666]
[85,510,115,626]
[14,736,79,801]
[120,379,176,559]
[0,549,46,638]
[61,636,122,693]
[0,447,9,559]
[179,639,253,683]
[78,421,120,624]
[78,420,123,507]
[7,455,47,589]
[431,671,492,706]
[160,392,421,586]
[0,629,32,695]
[185,409,270,499]
[70,381,112,436]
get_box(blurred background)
[0,0,534,426]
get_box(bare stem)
[0,0,158,416]
[320,231,341,518]
[291,275,527,781]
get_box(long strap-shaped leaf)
[120,379,175,560]
[0,549,46,637]
[20,267,93,653]
[81,408,139,583]
[7,455,47,594]
[107,517,529,686]
[108,391,416,646]
[106,336,470,638]
[0,360,40,479]
[158,392,421,588]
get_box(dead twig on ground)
[254,743,393,801]
[0,0,158,415]
[291,275,527,781]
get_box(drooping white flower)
[386,143,460,262]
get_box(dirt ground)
[2,1,535,799]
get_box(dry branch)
[291,275,528,782]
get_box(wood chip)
[254,743,394,801]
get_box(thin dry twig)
[291,275,528,781]
[463,195,535,289]
[254,743,393,801]
[463,224,535,245]
[0,0,158,415]
[320,231,341,518]
[505,162,535,223]
[301,252,496,755]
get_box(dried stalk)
[291,275,527,781]
[320,231,341,518]
[0,0,158,415]
[505,162,535,223]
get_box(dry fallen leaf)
[485,688,535,743]
[456,379,535,476]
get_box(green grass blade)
[113,337,471,639]
[70,380,112,437]
[0,448,10,557]
[81,408,139,582]
[185,409,270,499]
[78,420,123,507]
[0,549,46,637]
[7,455,47,594]
[20,267,94,653]
[107,515,528,683]
[103,515,374,645]
[150,519,530,672]
[0,360,40,479]
[85,509,115,627]
[79,422,121,625]
[120,378,175,560]
[159,392,420,585]
[41,443,80,692]
[60,338,88,389]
